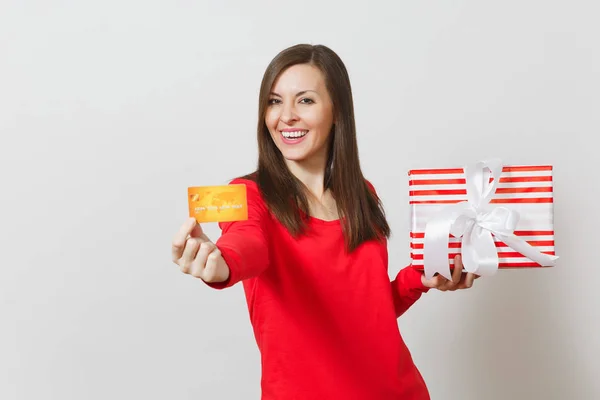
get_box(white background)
[1,1,598,399]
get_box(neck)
[285,151,328,198]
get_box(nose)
[280,102,298,124]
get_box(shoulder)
[227,174,268,211]
[229,171,258,187]
[228,176,260,196]
[226,171,256,187]
[229,176,258,188]
[364,179,379,197]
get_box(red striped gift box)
[408,165,555,269]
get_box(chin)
[281,152,309,162]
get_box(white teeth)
[281,130,308,138]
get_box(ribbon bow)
[423,159,558,280]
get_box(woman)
[171,44,477,399]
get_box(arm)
[204,179,271,289]
[363,178,430,317]
[390,266,429,318]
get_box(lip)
[279,128,309,132]
[280,129,309,145]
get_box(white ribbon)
[423,159,559,280]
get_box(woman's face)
[265,64,334,165]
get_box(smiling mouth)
[280,130,308,139]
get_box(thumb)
[189,219,211,242]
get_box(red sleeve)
[390,266,429,318]
[204,178,270,290]
[365,179,430,317]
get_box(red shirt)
[209,178,430,399]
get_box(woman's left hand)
[421,255,479,291]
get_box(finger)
[180,238,201,273]
[190,242,217,277]
[422,273,445,289]
[444,255,463,291]
[172,218,198,262]
[464,272,477,289]
[203,248,225,282]
[452,255,463,282]
[433,274,450,291]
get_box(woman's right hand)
[171,217,230,283]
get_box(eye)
[268,98,281,105]
[299,98,314,104]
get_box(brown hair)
[242,43,390,252]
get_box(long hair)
[242,44,390,252]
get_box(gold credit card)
[188,184,248,223]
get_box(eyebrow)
[269,90,318,97]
